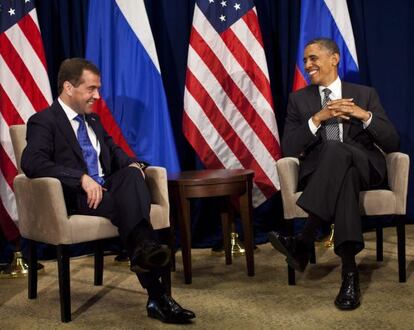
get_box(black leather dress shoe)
[268,231,309,272]
[334,272,361,310]
[130,240,170,273]
[147,294,196,324]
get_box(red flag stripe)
[221,27,274,109]
[0,145,17,189]
[93,98,136,157]
[242,9,264,48]
[0,199,19,241]
[0,34,49,111]
[18,13,48,69]
[185,71,275,197]
[292,65,308,92]
[189,29,280,157]
[0,85,25,126]
[182,112,224,170]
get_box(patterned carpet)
[1,227,414,329]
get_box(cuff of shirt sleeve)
[362,111,373,129]
[308,117,320,136]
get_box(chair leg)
[376,227,384,262]
[396,216,406,283]
[28,239,38,299]
[94,240,104,286]
[286,221,296,285]
[57,245,71,323]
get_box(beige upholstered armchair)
[276,152,409,285]
[9,125,170,322]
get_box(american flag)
[183,0,281,206]
[0,0,52,240]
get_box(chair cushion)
[359,190,397,216]
[67,215,119,244]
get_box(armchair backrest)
[9,125,27,174]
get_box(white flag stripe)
[0,170,17,221]
[5,26,52,104]
[230,17,270,81]
[187,46,279,188]
[192,12,279,138]
[29,9,41,30]
[0,113,17,167]
[184,88,266,204]
[115,0,161,73]
[324,0,359,66]
[0,55,37,122]
[184,88,240,167]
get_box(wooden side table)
[168,169,255,284]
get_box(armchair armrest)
[145,166,170,229]
[276,157,300,195]
[385,152,410,214]
[276,157,308,219]
[13,174,71,244]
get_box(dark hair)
[305,38,340,56]
[57,58,100,94]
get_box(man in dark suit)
[268,38,399,310]
[21,58,195,323]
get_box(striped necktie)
[322,88,340,141]
[74,115,105,185]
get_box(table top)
[168,169,254,185]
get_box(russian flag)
[293,0,359,91]
[85,0,180,173]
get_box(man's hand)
[80,174,106,209]
[312,98,371,126]
[128,162,145,178]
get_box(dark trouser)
[296,141,385,256]
[69,166,165,296]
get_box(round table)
[168,169,255,284]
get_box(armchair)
[9,124,170,322]
[276,152,409,285]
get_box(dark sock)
[137,273,165,300]
[146,282,165,300]
[338,242,357,274]
[298,214,323,243]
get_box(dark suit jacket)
[282,82,400,183]
[21,101,137,192]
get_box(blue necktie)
[74,115,105,185]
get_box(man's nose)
[93,89,100,99]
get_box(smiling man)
[268,38,399,310]
[21,58,195,324]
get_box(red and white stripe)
[183,5,281,207]
[0,8,52,240]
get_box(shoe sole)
[147,311,192,324]
[334,299,361,310]
[268,233,305,273]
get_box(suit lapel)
[306,85,322,116]
[53,102,84,161]
[341,82,353,139]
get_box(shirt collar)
[58,98,83,121]
[318,76,342,100]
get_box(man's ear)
[331,53,340,67]
[63,81,72,96]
